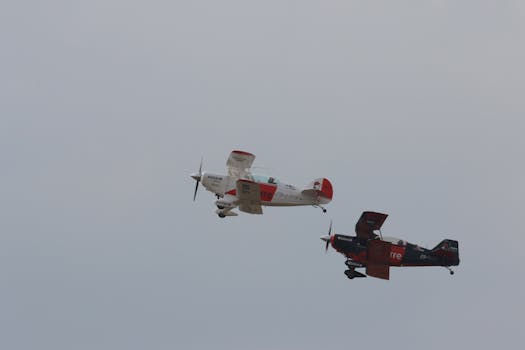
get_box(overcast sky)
[1,1,524,349]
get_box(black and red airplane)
[321,211,460,280]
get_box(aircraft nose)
[191,173,201,182]
[320,235,330,242]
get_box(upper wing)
[227,150,255,180]
[236,179,263,214]
[355,211,388,240]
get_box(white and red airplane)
[191,150,333,218]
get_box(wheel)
[218,213,226,218]
[217,205,225,209]
[450,270,454,275]
[322,208,327,213]
[344,270,355,279]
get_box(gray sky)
[1,1,524,349]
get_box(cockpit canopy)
[381,236,407,246]
[251,174,279,185]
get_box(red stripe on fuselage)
[344,246,407,266]
[389,245,406,265]
[259,183,277,202]
[225,181,277,202]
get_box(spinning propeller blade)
[193,180,199,201]
[192,157,203,201]
[321,220,333,252]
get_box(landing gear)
[215,208,238,218]
[345,259,363,268]
[216,205,225,209]
[344,270,355,279]
[314,205,327,213]
[344,268,366,280]
[445,266,455,275]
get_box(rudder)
[431,239,460,266]
[313,178,333,200]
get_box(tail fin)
[303,178,333,202]
[313,178,334,200]
[431,239,460,266]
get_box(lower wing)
[236,179,263,214]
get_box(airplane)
[190,150,333,218]
[321,211,460,280]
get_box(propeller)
[320,220,333,252]
[191,157,203,201]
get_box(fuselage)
[330,234,460,267]
[201,172,330,207]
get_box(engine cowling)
[201,173,230,196]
